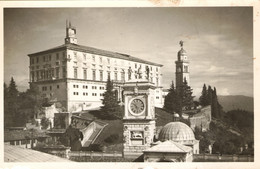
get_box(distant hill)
[218,95,253,112]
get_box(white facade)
[28,23,164,112]
[175,45,190,91]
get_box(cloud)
[218,88,230,95]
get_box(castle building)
[28,22,163,112]
[175,41,190,92]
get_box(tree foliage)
[164,80,194,117]
[198,84,224,119]
[100,77,121,119]
[41,117,50,129]
[178,79,194,112]
[199,84,209,106]
[163,81,181,114]
[4,77,19,127]
[4,77,43,127]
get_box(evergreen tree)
[164,81,181,114]
[4,83,11,127]
[199,84,209,106]
[211,88,219,118]
[8,77,19,100]
[213,87,224,119]
[179,79,194,113]
[6,77,19,126]
[207,85,213,106]
[100,77,121,119]
[18,83,43,122]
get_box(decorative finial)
[179,40,184,48]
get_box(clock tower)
[175,40,190,92]
[65,20,78,44]
[122,81,156,158]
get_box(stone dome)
[173,113,179,118]
[158,122,195,142]
[177,48,187,57]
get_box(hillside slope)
[218,95,253,112]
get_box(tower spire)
[175,41,190,91]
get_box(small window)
[57,85,59,89]
[50,86,52,90]
[56,53,59,60]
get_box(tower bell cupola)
[175,40,190,90]
[65,20,78,44]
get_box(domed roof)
[173,113,179,118]
[158,122,195,142]
[177,48,187,57]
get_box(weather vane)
[179,40,184,48]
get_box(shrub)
[104,134,119,144]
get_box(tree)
[4,82,12,127]
[163,81,181,114]
[100,77,121,119]
[5,77,19,126]
[41,117,50,129]
[178,79,194,112]
[199,84,209,106]
[207,85,213,106]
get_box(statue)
[128,67,133,80]
[179,40,184,48]
[145,66,150,80]
[137,65,142,79]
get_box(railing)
[193,154,253,162]
[68,151,122,158]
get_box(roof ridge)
[28,43,163,67]
[167,140,190,152]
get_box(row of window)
[31,67,66,82]
[42,85,59,91]
[71,51,160,74]
[73,85,105,90]
[73,92,104,96]
[74,68,126,81]
[30,52,66,65]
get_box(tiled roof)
[4,145,72,162]
[158,122,195,141]
[4,129,49,141]
[144,140,192,153]
[28,43,163,67]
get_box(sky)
[3,7,253,98]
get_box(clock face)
[129,98,145,116]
